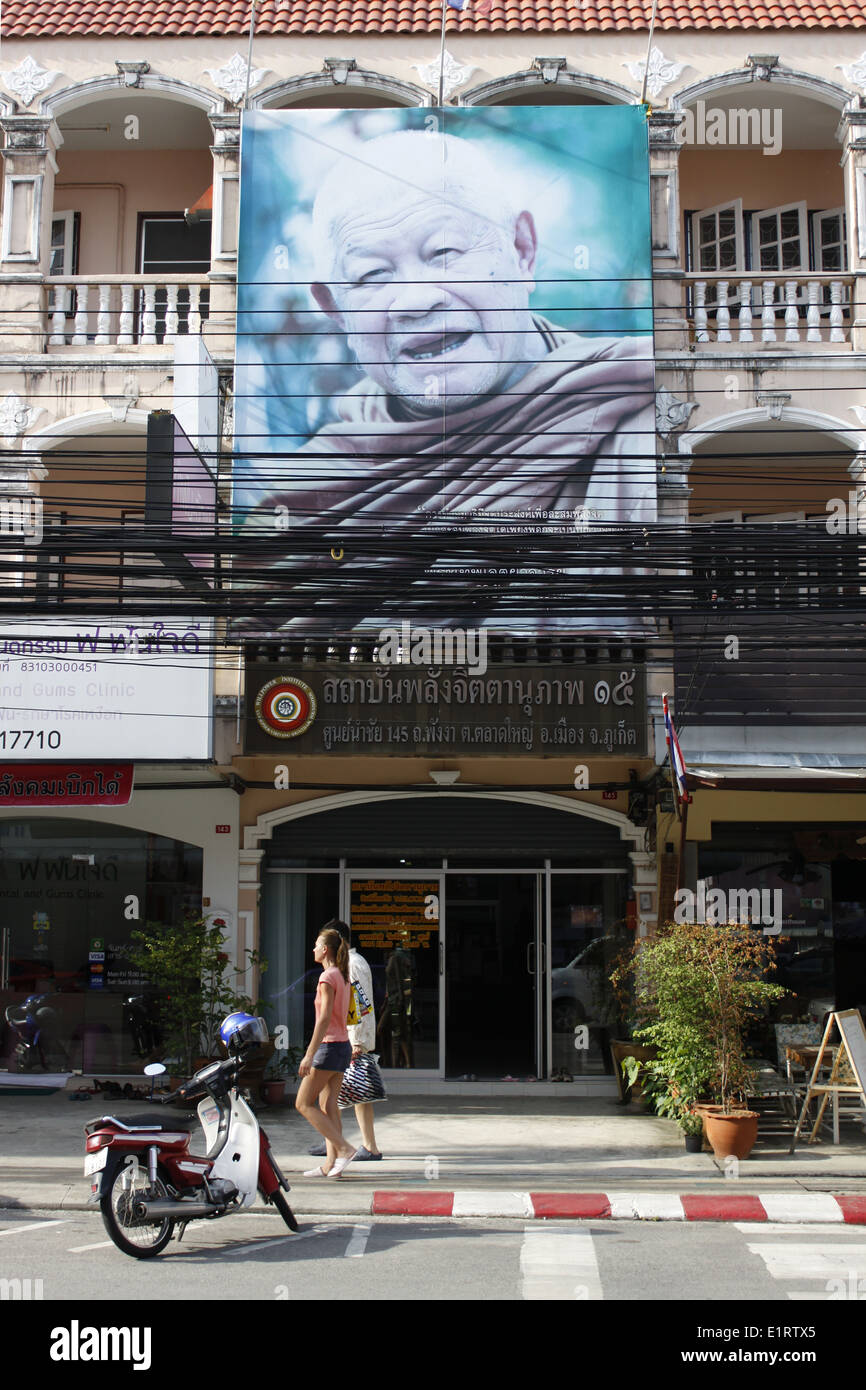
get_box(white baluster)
[187,283,201,336]
[49,284,67,345]
[830,281,845,343]
[738,281,753,343]
[784,280,800,342]
[142,284,157,344]
[165,284,179,344]
[806,281,821,342]
[694,280,709,342]
[761,280,777,343]
[95,283,112,344]
[716,279,731,342]
[72,282,90,345]
[118,285,134,345]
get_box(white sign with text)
[0,616,213,760]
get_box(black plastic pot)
[684,1132,703,1153]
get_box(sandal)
[328,1149,357,1178]
[302,1165,331,1177]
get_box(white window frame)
[753,200,808,275]
[691,199,745,275]
[812,207,848,273]
[48,210,78,317]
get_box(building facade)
[0,0,864,1087]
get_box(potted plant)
[611,920,786,1160]
[679,1108,705,1153]
[126,912,268,1080]
[260,1046,302,1105]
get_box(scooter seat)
[91,1111,198,1133]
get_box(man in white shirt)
[309,919,383,1160]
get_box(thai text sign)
[0,762,133,806]
[0,617,213,760]
[246,662,647,756]
[350,879,440,951]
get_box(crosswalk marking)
[68,1240,114,1252]
[345,1224,372,1258]
[746,1234,866,1300]
[520,1225,603,1301]
[0,1219,68,1238]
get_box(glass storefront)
[697,824,866,1061]
[260,862,631,1079]
[0,819,202,1073]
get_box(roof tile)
[2,0,866,35]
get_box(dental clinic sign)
[0,617,213,760]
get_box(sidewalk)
[2,1086,865,1222]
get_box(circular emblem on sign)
[255,676,316,739]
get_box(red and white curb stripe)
[371,1191,866,1223]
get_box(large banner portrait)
[234,106,655,632]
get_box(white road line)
[746,1239,866,1299]
[224,1224,331,1257]
[68,1241,114,1253]
[345,1224,372,1258]
[0,1220,68,1238]
[520,1224,603,1301]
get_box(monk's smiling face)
[311,140,541,412]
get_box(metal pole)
[438,0,448,107]
[244,0,259,109]
[639,0,659,106]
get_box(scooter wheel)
[100,1163,175,1259]
[271,1188,299,1232]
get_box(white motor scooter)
[84,1015,298,1258]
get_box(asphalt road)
[3,1208,866,1305]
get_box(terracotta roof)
[3,0,866,36]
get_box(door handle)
[439,941,444,976]
[526,941,536,975]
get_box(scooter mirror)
[143,1063,166,1076]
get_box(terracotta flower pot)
[704,1110,759,1160]
[260,1080,286,1105]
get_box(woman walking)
[295,926,357,1178]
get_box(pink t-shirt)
[317,965,350,1043]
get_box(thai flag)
[662,693,689,803]
[448,0,493,11]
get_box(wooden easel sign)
[789,1010,866,1151]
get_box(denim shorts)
[312,1041,352,1072]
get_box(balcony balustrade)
[685,273,853,346]
[45,275,210,348]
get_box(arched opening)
[672,74,851,345]
[45,86,215,345]
[256,71,430,110]
[462,70,634,107]
[256,793,639,1086]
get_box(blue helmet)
[219,1012,268,1057]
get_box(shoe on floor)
[354,1147,382,1161]
[308,1142,326,1156]
[328,1149,358,1178]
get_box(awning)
[184,185,213,224]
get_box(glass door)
[547,872,629,1077]
[444,873,540,1079]
[342,873,443,1074]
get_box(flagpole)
[639,0,659,106]
[244,0,259,109]
[438,0,448,106]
